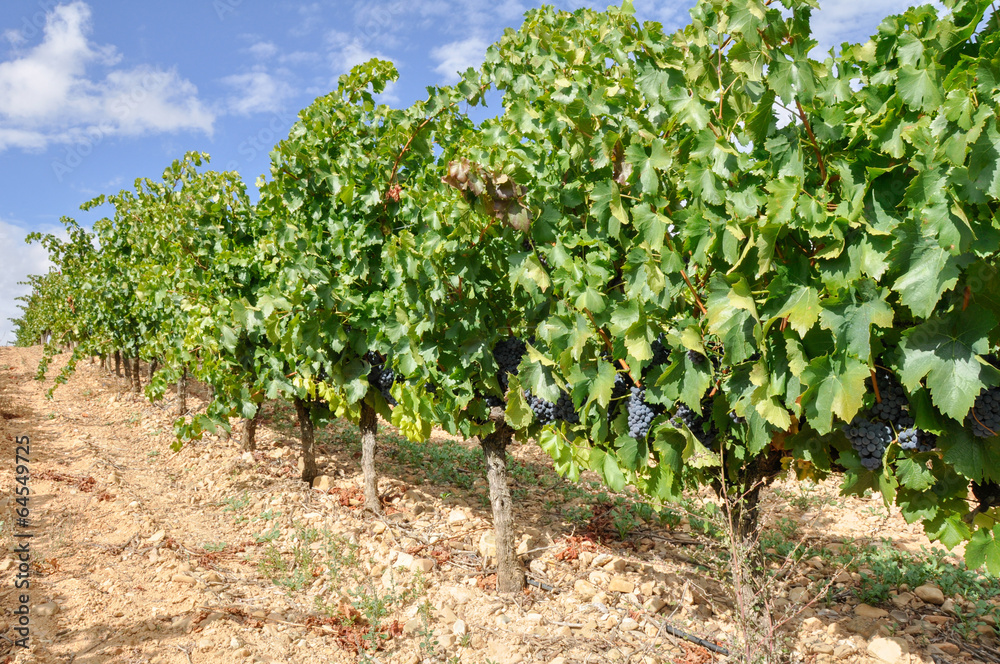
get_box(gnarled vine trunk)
[478,408,525,593]
[123,353,131,383]
[294,397,318,485]
[177,369,187,415]
[359,400,381,515]
[114,351,121,377]
[243,405,262,452]
[132,357,141,395]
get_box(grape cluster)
[898,427,937,452]
[869,371,907,424]
[553,390,580,424]
[525,388,578,425]
[493,337,526,393]
[967,387,1000,438]
[687,349,706,365]
[365,351,397,406]
[627,387,664,440]
[672,403,717,449]
[844,417,892,470]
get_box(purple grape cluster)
[672,402,717,449]
[967,387,1000,438]
[493,336,526,394]
[869,371,908,424]
[627,387,664,440]
[844,417,892,470]
[365,351,397,406]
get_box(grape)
[642,334,671,380]
[868,370,908,425]
[552,390,580,424]
[672,403,717,449]
[898,427,936,452]
[843,417,892,470]
[967,387,1000,438]
[627,387,664,440]
[525,388,578,425]
[493,337,526,393]
[687,349,706,365]
[365,353,397,406]
[608,371,633,420]
[525,390,556,425]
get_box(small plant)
[202,542,228,552]
[563,504,593,525]
[147,450,160,461]
[223,492,252,525]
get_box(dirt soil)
[0,345,996,664]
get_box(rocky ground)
[0,345,997,664]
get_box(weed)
[202,542,228,552]
[223,492,252,525]
[563,504,593,525]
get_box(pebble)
[608,577,634,594]
[914,584,945,605]
[867,636,908,664]
[34,602,60,617]
[854,604,889,619]
[574,579,598,601]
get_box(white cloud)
[0,2,213,153]
[222,69,294,115]
[430,36,489,84]
[248,41,279,60]
[0,219,58,346]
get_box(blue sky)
[0,0,940,344]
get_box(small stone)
[941,598,958,616]
[554,626,573,638]
[371,521,386,534]
[620,617,640,631]
[928,643,961,656]
[788,587,809,603]
[448,509,469,525]
[855,604,889,619]
[525,613,545,625]
[867,637,908,664]
[890,592,913,609]
[393,552,414,569]
[914,584,945,605]
[591,553,613,567]
[801,617,824,632]
[436,607,459,624]
[34,602,60,617]
[478,532,497,560]
[643,597,667,614]
[403,618,423,635]
[811,643,834,655]
[438,633,457,649]
[550,658,568,664]
[452,620,468,636]
[147,529,166,544]
[832,570,853,584]
[605,558,628,573]
[833,644,855,658]
[843,617,878,639]
[608,577,634,594]
[575,579,599,601]
[171,574,197,585]
[410,558,434,573]
[312,475,334,491]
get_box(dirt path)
[0,346,994,664]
